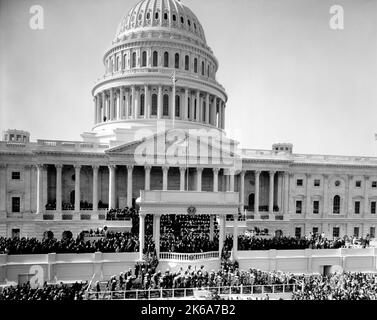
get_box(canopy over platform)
[139,190,240,216]
[138,190,240,261]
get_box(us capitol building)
[1,0,377,243]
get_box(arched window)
[132,52,137,68]
[175,53,180,69]
[194,99,197,120]
[151,94,158,116]
[333,195,340,214]
[194,58,198,73]
[185,55,189,71]
[201,61,205,75]
[181,16,184,24]
[164,52,169,67]
[140,94,145,116]
[163,94,169,116]
[207,65,210,77]
[155,12,159,20]
[153,51,158,67]
[122,54,127,70]
[142,51,147,67]
[146,12,151,20]
[187,97,191,119]
[164,12,168,20]
[175,95,180,117]
[116,56,120,71]
[173,14,176,22]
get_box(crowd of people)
[0,231,143,255]
[159,215,219,253]
[292,272,377,300]
[236,233,371,251]
[106,207,138,221]
[100,265,297,293]
[0,282,88,301]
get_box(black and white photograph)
[1,0,377,309]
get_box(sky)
[1,0,377,156]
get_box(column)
[139,213,145,261]
[162,166,169,191]
[153,214,161,257]
[190,92,195,120]
[212,97,218,126]
[135,87,140,119]
[179,167,186,191]
[346,175,352,218]
[127,165,133,208]
[125,89,130,119]
[196,91,200,122]
[108,165,116,209]
[233,213,238,260]
[213,168,219,192]
[92,166,99,212]
[269,171,275,214]
[115,90,120,119]
[56,165,62,212]
[196,167,203,191]
[205,93,210,124]
[221,103,225,129]
[218,215,226,256]
[94,96,98,124]
[255,171,261,214]
[24,165,31,213]
[229,170,235,192]
[364,175,369,218]
[323,175,329,217]
[101,92,106,121]
[110,88,114,120]
[305,173,311,217]
[184,88,189,121]
[120,87,125,119]
[240,171,245,213]
[157,86,162,119]
[218,100,222,129]
[74,165,81,213]
[283,172,290,215]
[36,164,43,214]
[131,86,136,119]
[144,165,151,191]
[144,85,150,119]
[209,215,214,241]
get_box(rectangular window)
[371,202,376,214]
[314,179,320,187]
[370,227,375,238]
[354,227,360,238]
[12,197,20,213]
[333,227,340,238]
[313,201,319,214]
[355,201,360,214]
[296,201,302,214]
[295,227,301,238]
[11,172,21,180]
[312,227,319,235]
[372,181,377,188]
[356,181,362,188]
[296,179,303,187]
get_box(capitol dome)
[89,0,227,145]
[115,0,207,45]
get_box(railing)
[159,251,219,261]
[85,283,300,300]
[37,140,109,150]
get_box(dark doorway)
[70,190,75,205]
[248,193,255,209]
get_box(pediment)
[106,129,242,166]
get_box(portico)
[138,190,240,261]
